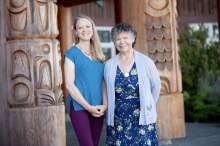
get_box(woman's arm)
[64,57,100,115]
[149,61,161,104]
[102,79,108,106]
[95,79,108,115]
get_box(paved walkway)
[65,114,220,146]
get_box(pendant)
[124,72,129,77]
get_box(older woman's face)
[115,32,134,53]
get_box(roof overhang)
[57,0,96,7]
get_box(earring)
[91,36,93,40]
[76,37,78,44]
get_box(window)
[189,23,219,42]
[72,26,116,61]
[96,26,116,61]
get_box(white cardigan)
[104,49,161,126]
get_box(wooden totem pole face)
[144,0,182,95]
[6,0,59,39]
[3,1,65,145]
[5,0,63,108]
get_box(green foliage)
[183,91,220,122]
[198,72,220,106]
[179,23,220,122]
[179,23,220,93]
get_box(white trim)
[96,26,113,31]
[189,23,219,43]
[96,26,116,60]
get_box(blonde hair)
[73,14,105,64]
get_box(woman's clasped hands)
[87,105,107,117]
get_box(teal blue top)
[63,46,104,112]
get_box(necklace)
[78,44,92,56]
[120,53,134,78]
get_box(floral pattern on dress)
[107,63,159,146]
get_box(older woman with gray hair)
[104,23,161,146]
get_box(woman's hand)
[87,105,101,115]
[92,105,107,117]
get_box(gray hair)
[110,23,137,48]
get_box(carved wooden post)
[0,0,8,145]
[121,0,185,139]
[57,4,73,113]
[0,0,66,145]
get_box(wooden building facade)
[58,0,186,141]
[176,0,218,32]
[2,0,219,145]
[71,0,115,26]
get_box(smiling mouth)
[120,45,127,48]
[82,33,89,36]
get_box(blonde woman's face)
[115,32,134,53]
[75,18,93,42]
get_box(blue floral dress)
[106,63,159,146]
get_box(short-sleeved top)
[63,46,104,112]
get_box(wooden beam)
[177,15,218,23]
[58,0,96,7]
[0,0,8,145]
[114,0,122,55]
[57,4,73,113]
[114,0,122,24]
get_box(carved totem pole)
[121,0,185,139]
[0,0,66,145]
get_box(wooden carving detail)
[9,8,27,31]
[11,51,30,79]
[2,0,65,145]
[6,43,34,108]
[53,39,64,105]
[36,89,55,106]
[144,0,182,94]
[6,39,63,108]
[160,77,171,95]
[39,62,52,90]
[51,2,59,36]
[148,0,168,10]
[6,0,59,39]
[36,1,47,30]
[10,0,25,8]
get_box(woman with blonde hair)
[63,14,108,146]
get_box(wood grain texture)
[6,105,66,146]
[1,0,65,145]
[5,0,59,40]
[0,0,9,145]
[71,0,115,26]
[156,94,185,139]
[120,0,185,139]
[57,4,73,113]
[177,0,217,16]
[6,39,64,108]
[143,0,182,94]
[121,0,147,55]
[71,0,115,19]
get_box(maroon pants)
[69,101,104,146]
